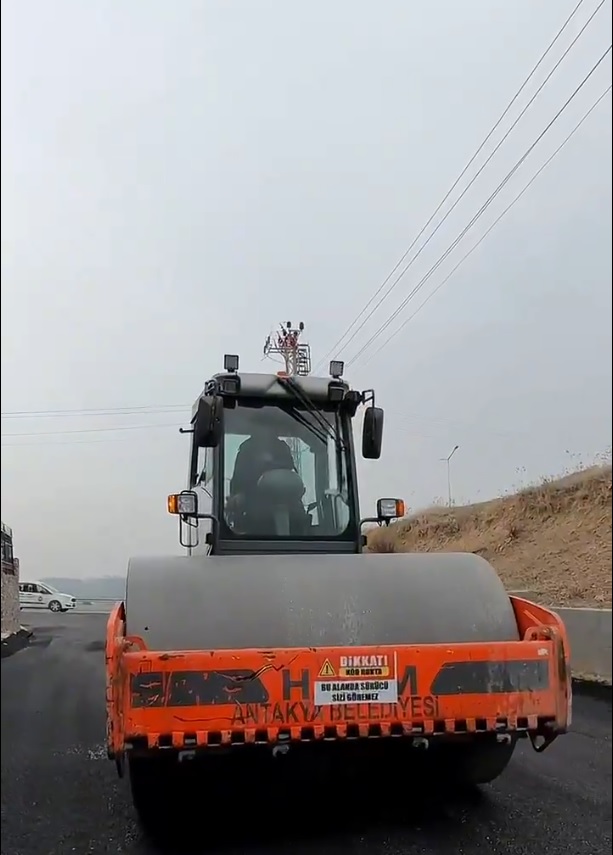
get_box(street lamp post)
[440,444,459,507]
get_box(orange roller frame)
[106,596,571,758]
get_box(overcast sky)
[1,0,611,580]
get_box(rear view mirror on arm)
[358,497,405,538]
[362,406,384,459]
[194,395,223,447]
[167,491,219,550]
[376,498,405,524]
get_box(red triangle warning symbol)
[319,659,336,678]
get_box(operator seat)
[229,433,296,497]
[228,433,309,535]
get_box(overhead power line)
[1,435,177,448]
[1,422,183,439]
[324,0,607,368]
[345,45,612,367]
[314,0,597,372]
[358,84,612,368]
[2,70,608,453]
[1,404,188,419]
[3,66,608,448]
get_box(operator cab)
[168,355,403,556]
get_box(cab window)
[222,402,351,538]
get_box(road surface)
[1,613,611,855]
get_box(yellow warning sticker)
[318,659,336,678]
[338,655,390,678]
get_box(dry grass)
[367,464,612,608]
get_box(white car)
[19,581,77,613]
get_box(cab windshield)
[222,401,352,538]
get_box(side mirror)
[194,395,223,447]
[362,406,384,459]
[168,491,201,550]
[376,498,405,524]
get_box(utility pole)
[262,321,313,478]
[440,444,459,507]
[263,321,312,377]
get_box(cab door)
[190,444,214,555]
[19,583,38,608]
[18,583,29,608]
[34,584,53,608]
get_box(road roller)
[105,353,571,833]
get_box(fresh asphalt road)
[1,613,611,855]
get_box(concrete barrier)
[509,591,611,682]
[1,562,20,637]
[75,598,118,614]
[554,607,612,683]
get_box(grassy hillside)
[39,466,612,608]
[367,465,612,608]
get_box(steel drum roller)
[126,552,520,652]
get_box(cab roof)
[191,371,351,419]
